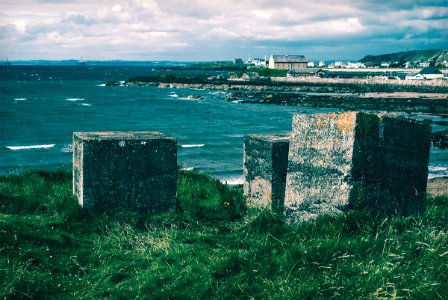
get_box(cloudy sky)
[1,0,447,61]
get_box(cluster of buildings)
[235,54,446,80]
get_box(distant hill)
[360,50,448,66]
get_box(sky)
[0,0,447,61]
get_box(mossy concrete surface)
[73,131,177,212]
[243,134,289,212]
[285,112,431,224]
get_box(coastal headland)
[108,70,448,114]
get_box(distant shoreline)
[108,73,448,113]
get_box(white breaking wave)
[180,144,205,148]
[6,144,55,150]
[220,176,244,185]
[169,93,179,98]
[181,167,195,171]
[97,84,106,87]
[61,144,73,153]
[65,98,85,101]
[81,103,92,106]
[429,166,448,172]
[428,165,448,179]
[14,98,27,101]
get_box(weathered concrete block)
[244,134,290,212]
[285,112,431,224]
[73,131,177,212]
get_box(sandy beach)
[427,176,448,196]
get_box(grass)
[0,170,447,299]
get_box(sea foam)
[6,144,55,150]
[181,167,195,171]
[65,98,85,101]
[14,98,27,101]
[220,176,244,185]
[61,144,73,153]
[180,144,205,148]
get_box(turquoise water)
[1,65,447,182]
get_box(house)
[397,72,414,80]
[318,61,326,67]
[419,67,444,80]
[406,67,444,80]
[251,58,267,68]
[307,61,315,68]
[287,68,326,78]
[269,55,307,70]
[418,62,430,68]
[334,61,343,68]
[405,73,425,80]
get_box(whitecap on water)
[181,167,195,171]
[428,165,448,179]
[220,176,244,185]
[65,98,85,101]
[14,98,27,101]
[61,144,73,153]
[180,144,205,148]
[81,103,92,106]
[6,144,55,150]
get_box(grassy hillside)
[0,170,447,299]
[360,49,447,65]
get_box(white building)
[405,67,444,80]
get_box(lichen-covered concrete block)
[73,131,177,212]
[244,134,290,212]
[285,112,431,224]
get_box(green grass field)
[0,170,447,299]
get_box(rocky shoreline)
[226,90,448,113]
[108,74,448,113]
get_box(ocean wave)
[169,93,179,98]
[429,166,448,172]
[180,144,205,148]
[6,144,55,150]
[65,98,85,101]
[181,167,195,171]
[179,95,203,100]
[81,103,92,107]
[97,84,106,87]
[428,165,448,179]
[14,98,27,101]
[220,176,244,185]
[61,144,73,153]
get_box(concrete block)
[73,131,177,212]
[243,134,290,212]
[285,112,431,224]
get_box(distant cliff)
[360,50,448,66]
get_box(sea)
[1,63,447,184]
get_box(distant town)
[234,49,448,81]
